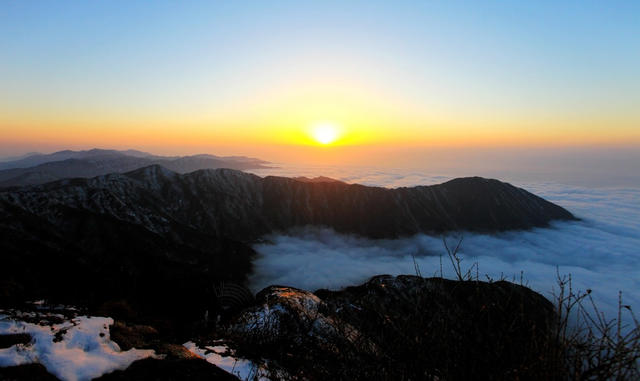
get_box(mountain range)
[0,148,270,187]
[0,164,575,318]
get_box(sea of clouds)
[247,165,640,321]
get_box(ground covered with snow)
[0,308,156,381]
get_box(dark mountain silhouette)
[292,176,345,183]
[0,152,43,163]
[0,166,575,318]
[2,165,575,238]
[0,149,270,187]
[0,149,152,169]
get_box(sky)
[1,1,639,165]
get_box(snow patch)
[183,341,268,380]
[0,311,156,381]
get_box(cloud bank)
[248,166,640,320]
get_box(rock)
[156,344,201,360]
[229,286,344,346]
[228,275,556,380]
[109,321,159,351]
[107,321,203,361]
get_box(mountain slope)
[0,149,152,169]
[0,166,575,315]
[1,165,574,240]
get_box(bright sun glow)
[310,123,340,145]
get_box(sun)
[310,122,340,145]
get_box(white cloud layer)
[248,166,640,321]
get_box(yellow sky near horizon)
[3,64,639,155]
[2,104,639,160]
[2,2,639,163]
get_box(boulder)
[228,275,556,380]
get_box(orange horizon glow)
[2,115,639,153]
[3,123,640,168]
[2,2,639,164]
[3,77,639,153]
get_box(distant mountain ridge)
[0,148,270,187]
[293,176,345,183]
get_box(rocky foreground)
[1,275,557,380]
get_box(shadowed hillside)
[0,166,574,318]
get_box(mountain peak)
[293,176,345,184]
[125,164,178,181]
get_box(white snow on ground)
[0,312,156,381]
[183,341,268,380]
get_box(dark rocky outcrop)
[0,275,561,380]
[227,275,556,380]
